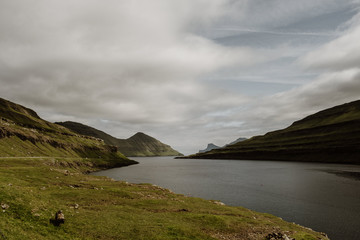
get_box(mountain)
[0,98,327,240]
[199,143,220,153]
[182,100,360,164]
[0,97,136,168]
[56,121,182,157]
[199,138,247,153]
[226,137,247,146]
[115,132,182,157]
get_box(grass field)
[0,157,329,240]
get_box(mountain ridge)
[0,97,331,240]
[199,143,220,153]
[181,100,360,164]
[199,138,247,153]
[0,97,136,168]
[56,121,182,157]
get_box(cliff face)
[0,97,135,167]
[56,122,182,157]
[185,100,360,164]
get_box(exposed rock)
[212,200,226,206]
[178,208,189,212]
[1,203,9,210]
[50,210,65,226]
[265,232,295,240]
[70,203,79,209]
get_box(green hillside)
[56,121,182,157]
[184,100,360,164]
[0,97,136,168]
[0,97,328,239]
[0,157,328,240]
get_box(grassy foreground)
[0,158,328,240]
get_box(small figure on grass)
[50,210,65,226]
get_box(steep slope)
[54,121,120,146]
[184,100,360,164]
[0,97,136,168]
[56,121,182,157]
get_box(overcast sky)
[1,0,360,155]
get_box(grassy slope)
[54,121,121,147]
[186,100,360,164]
[0,98,329,239]
[0,97,136,168]
[0,157,328,240]
[56,121,182,157]
[116,132,182,157]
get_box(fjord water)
[92,157,360,240]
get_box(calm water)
[92,157,360,240]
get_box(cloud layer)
[0,0,255,123]
[1,0,359,154]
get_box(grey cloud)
[1,0,360,155]
[0,0,255,125]
[300,27,360,70]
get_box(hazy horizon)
[1,0,360,155]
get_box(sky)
[1,0,360,155]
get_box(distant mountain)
[56,121,182,157]
[199,138,247,153]
[226,137,247,146]
[199,143,220,153]
[112,132,182,157]
[182,100,360,164]
[0,97,135,168]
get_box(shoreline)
[176,156,360,165]
[0,156,330,239]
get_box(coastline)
[0,156,329,239]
